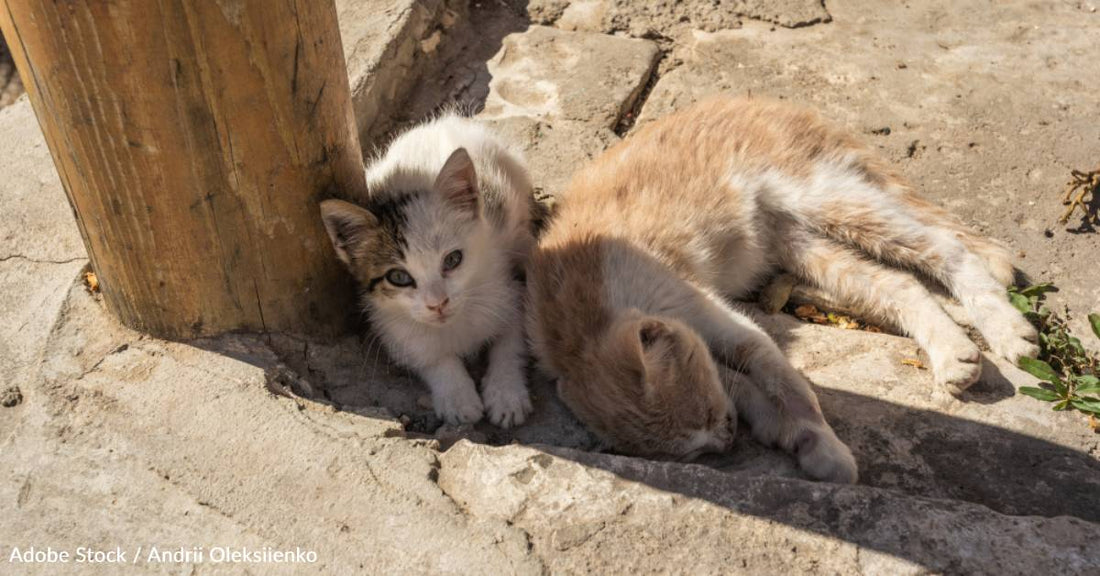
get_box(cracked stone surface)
[477,25,659,196]
[526,0,832,33]
[2,0,1100,574]
[480,26,659,128]
[0,101,89,447]
[0,101,85,264]
[337,0,468,147]
[439,441,1097,575]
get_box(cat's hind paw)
[482,375,533,429]
[993,332,1040,365]
[985,312,1040,364]
[434,386,485,426]
[929,338,983,397]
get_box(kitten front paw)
[482,373,533,429]
[795,427,858,484]
[434,385,484,425]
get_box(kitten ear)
[638,319,671,349]
[434,147,479,214]
[319,199,379,267]
[634,319,674,399]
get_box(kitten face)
[369,194,489,326]
[560,313,736,460]
[321,148,492,327]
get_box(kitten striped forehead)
[363,191,421,253]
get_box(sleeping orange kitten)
[527,96,1038,483]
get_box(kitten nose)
[427,297,450,313]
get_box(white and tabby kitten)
[321,114,535,427]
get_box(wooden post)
[0,0,364,339]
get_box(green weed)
[1009,283,1100,422]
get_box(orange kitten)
[527,96,1037,483]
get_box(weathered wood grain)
[0,0,365,338]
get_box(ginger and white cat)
[528,96,1038,483]
[321,114,535,427]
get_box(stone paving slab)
[6,271,1096,575]
[337,0,466,146]
[475,25,659,196]
[480,26,659,128]
[440,440,1099,575]
[527,0,832,33]
[0,101,85,263]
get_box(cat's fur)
[321,114,535,427]
[528,96,1038,483]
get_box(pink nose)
[427,297,450,314]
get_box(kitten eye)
[442,249,463,272]
[385,268,415,287]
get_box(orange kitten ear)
[638,318,671,349]
[319,199,378,266]
[434,147,479,214]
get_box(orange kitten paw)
[985,312,1040,363]
[930,338,982,396]
[795,428,859,484]
[1001,338,1041,364]
[994,335,1040,365]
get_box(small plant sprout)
[1009,283,1100,423]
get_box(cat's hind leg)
[679,290,858,483]
[897,192,1017,287]
[779,232,982,396]
[797,167,1038,364]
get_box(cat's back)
[557,96,858,211]
[541,98,807,290]
[538,96,867,315]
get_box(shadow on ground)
[194,314,1099,573]
[199,305,1100,523]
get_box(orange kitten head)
[558,311,736,460]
